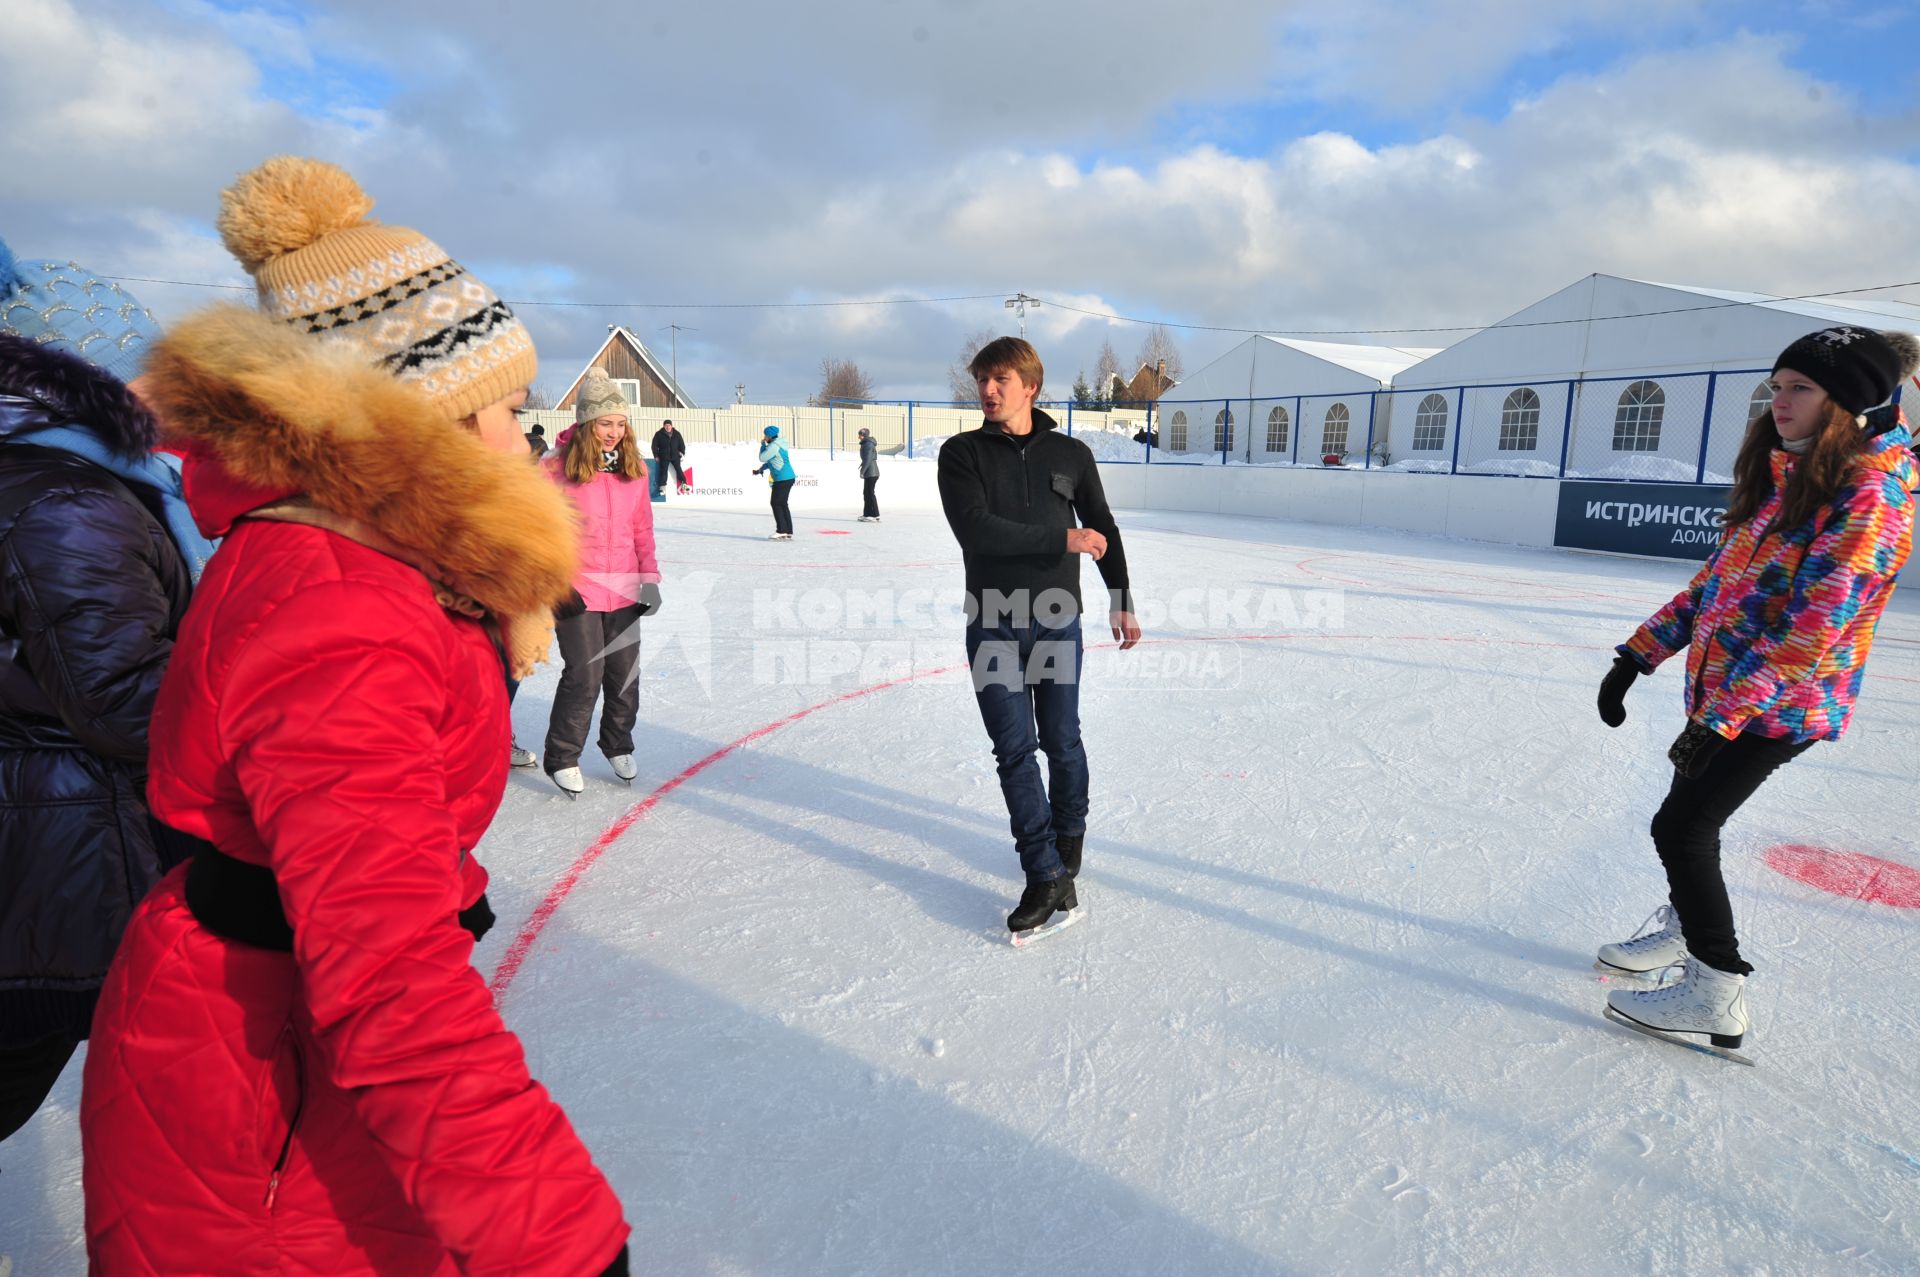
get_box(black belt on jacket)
[174,829,495,951]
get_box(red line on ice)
[1763,844,1920,909]
[488,667,962,1000]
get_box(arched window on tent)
[1266,405,1289,453]
[1170,411,1188,452]
[1214,408,1233,452]
[1322,403,1350,457]
[1412,393,1449,451]
[1499,388,1542,451]
[1612,381,1665,452]
[1749,379,1772,424]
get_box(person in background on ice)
[0,244,212,1143]
[857,425,881,522]
[79,157,631,1275]
[651,417,687,495]
[937,336,1140,938]
[752,423,796,539]
[1595,326,1918,1055]
[507,419,554,768]
[542,370,662,796]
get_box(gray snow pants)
[544,604,644,773]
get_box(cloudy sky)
[5,0,1918,405]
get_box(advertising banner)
[1554,481,1731,561]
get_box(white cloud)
[10,3,1919,405]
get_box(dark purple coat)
[0,336,192,1045]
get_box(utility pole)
[734,383,745,405]
[661,322,696,388]
[1004,293,1041,339]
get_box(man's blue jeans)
[965,618,1087,882]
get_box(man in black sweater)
[650,419,686,495]
[937,336,1140,936]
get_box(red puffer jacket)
[80,308,628,1275]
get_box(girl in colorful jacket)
[80,159,630,1276]
[753,424,797,539]
[1593,325,1918,1055]
[541,371,662,795]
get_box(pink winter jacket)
[556,466,662,612]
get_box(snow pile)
[1570,456,1705,483]
[1466,458,1562,478]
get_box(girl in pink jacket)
[542,371,662,795]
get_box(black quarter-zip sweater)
[936,408,1131,619]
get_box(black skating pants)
[1650,732,1813,976]
[545,604,644,772]
[861,477,879,518]
[770,479,795,535]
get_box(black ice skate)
[1007,876,1079,946]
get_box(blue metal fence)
[832,370,1906,486]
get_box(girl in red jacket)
[542,370,663,796]
[1594,325,1918,1057]
[79,158,631,1276]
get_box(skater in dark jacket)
[1595,325,1918,1055]
[857,427,881,521]
[0,243,209,1141]
[936,336,1140,938]
[651,419,686,494]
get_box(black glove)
[1597,655,1641,728]
[1667,721,1726,778]
[637,582,662,617]
[751,467,762,476]
[457,892,495,942]
[554,588,587,622]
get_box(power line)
[98,274,1920,338]
[100,277,1011,311]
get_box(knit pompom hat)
[574,368,627,423]
[216,156,536,423]
[1772,327,1920,417]
[0,235,162,383]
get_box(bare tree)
[1092,338,1122,408]
[817,358,875,406]
[947,328,1000,405]
[1135,325,1184,383]
[522,384,554,411]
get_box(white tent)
[1383,274,1920,481]
[1161,335,1439,463]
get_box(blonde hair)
[563,415,646,484]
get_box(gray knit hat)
[575,368,628,423]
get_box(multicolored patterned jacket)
[1622,418,1917,743]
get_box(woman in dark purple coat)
[0,244,206,1140]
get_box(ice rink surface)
[6,501,1918,1275]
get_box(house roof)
[558,327,697,409]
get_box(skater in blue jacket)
[752,425,797,540]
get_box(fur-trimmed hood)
[139,306,578,652]
[0,332,157,456]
